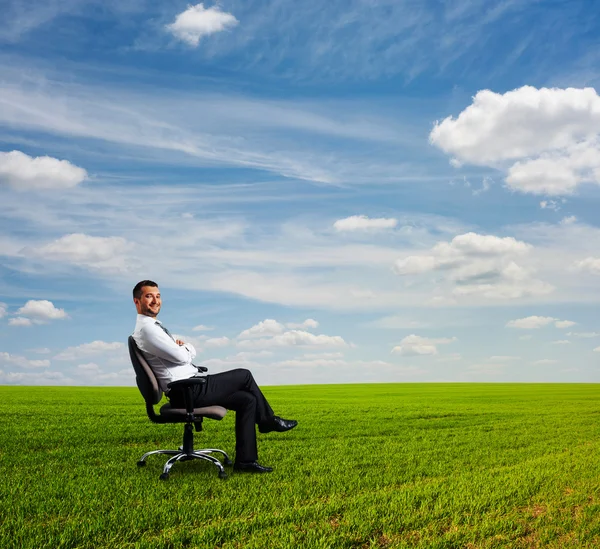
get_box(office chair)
[128,336,232,480]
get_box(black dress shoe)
[233,461,273,473]
[258,416,298,434]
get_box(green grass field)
[1,383,599,548]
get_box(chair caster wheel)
[218,471,228,479]
[159,473,169,481]
[224,458,233,466]
[137,461,146,467]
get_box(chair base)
[137,448,232,479]
[137,423,232,480]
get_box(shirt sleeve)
[139,324,194,365]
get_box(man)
[132,280,297,473]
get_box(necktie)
[156,321,175,341]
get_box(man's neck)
[139,312,158,320]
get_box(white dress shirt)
[132,314,199,393]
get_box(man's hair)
[133,280,158,300]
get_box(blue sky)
[1,0,600,386]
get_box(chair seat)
[159,403,227,421]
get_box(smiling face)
[134,285,161,317]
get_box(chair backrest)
[128,336,163,406]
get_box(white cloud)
[430,86,600,196]
[77,362,100,371]
[0,370,71,385]
[15,300,68,323]
[205,336,230,348]
[394,232,550,301]
[333,215,397,231]
[391,334,457,356]
[439,233,531,256]
[555,320,576,329]
[506,316,556,329]
[54,341,124,361]
[567,332,599,338]
[30,233,133,273]
[96,369,135,383]
[594,346,600,352]
[393,255,438,275]
[8,317,32,326]
[0,150,87,191]
[197,351,273,373]
[237,330,348,349]
[192,324,214,332]
[551,340,571,345]
[519,335,533,340]
[533,359,558,365]
[574,257,600,275]
[238,319,285,339]
[0,352,50,369]
[166,3,239,46]
[506,316,576,329]
[0,302,6,318]
[506,155,583,195]
[286,319,319,330]
[393,232,530,276]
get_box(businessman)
[132,280,297,473]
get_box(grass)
[0,383,599,548]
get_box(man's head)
[133,280,161,317]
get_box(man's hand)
[175,339,185,346]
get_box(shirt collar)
[137,313,160,325]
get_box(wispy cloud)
[0,61,426,185]
[334,215,397,232]
[179,0,544,82]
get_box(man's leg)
[212,389,258,463]
[201,368,275,425]
[194,369,274,464]
[190,368,296,470]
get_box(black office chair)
[128,336,232,480]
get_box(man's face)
[134,286,161,317]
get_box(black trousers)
[169,368,274,462]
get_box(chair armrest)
[167,377,207,417]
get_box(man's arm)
[139,325,196,364]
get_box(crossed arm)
[139,325,197,365]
